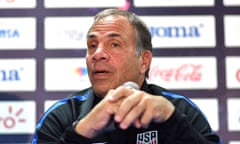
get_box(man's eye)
[88,44,97,49]
[111,43,120,48]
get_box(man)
[32,9,221,144]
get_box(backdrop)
[0,0,240,143]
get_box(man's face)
[86,15,145,97]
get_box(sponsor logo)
[44,0,125,8]
[149,64,202,82]
[0,0,15,3]
[44,58,91,91]
[225,56,240,88]
[0,106,25,129]
[236,68,240,82]
[141,16,216,48]
[60,30,84,41]
[137,130,158,144]
[0,0,36,8]
[117,0,130,10]
[150,24,203,38]
[0,67,23,82]
[0,28,20,39]
[0,59,36,91]
[74,67,88,76]
[134,0,214,7]
[0,101,36,134]
[149,57,217,89]
[0,18,36,49]
[44,17,92,49]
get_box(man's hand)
[74,87,132,138]
[75,86,175,138]
[108,86,175,130]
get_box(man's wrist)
[74,119,96,138]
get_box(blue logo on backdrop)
[0,29,20,39]
[150,24,204,38]
[63,30,84,41]
[0,67,23,81]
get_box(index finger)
[108,86,135,102]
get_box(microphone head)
[122,81,139,90]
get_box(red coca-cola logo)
[149,64,202,82]
[236,68,240,82]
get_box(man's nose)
[92,47,109,62]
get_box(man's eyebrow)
[87,34,97,39]
[107,33,121,38]
[87,33,122,39]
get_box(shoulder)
[68,87,93,102]
[36,88,93,129]
[49,87,92,111]
[146,82,201,114]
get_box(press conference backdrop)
[0,0,240,143]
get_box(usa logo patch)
[136,130,158,144]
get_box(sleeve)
[155,98,221,144]
[31,99,93,144]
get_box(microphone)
[122,81,139,90]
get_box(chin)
[91,80,116,95]
[92,86,108,97]
[94,91,108,98]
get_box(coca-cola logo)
[149,64,202,82]
[236,68,240,82]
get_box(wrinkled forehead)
[88,15,136,40]
[95,15,129,24]
[89,15,134,32]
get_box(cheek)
[118,58,140,75]
[86,56,92,66]
[85,58,92,74]
[114,58,129,74]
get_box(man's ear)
[140,50,152,73]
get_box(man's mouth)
[94,70,108,74]
[93,70,110,76]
